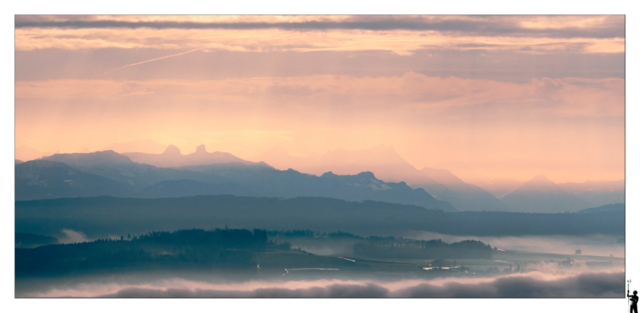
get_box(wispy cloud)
[17,74,624,118]
[101,48,202,75]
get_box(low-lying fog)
[282,232,624,258]
[18,270,624,298]
[46,229,625,259]
[403,232,624,258]
[18,229,625,298]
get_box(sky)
[14,15,625,183]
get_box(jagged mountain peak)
[530,174,552,183]
[195,144,208,154]
[42,150,133,165]
[163,145,182,155]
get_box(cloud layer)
[15,15,624,38]
[15,15,624,54]
[31,271,621,298]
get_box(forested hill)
[16,196,623,238]
[16,228,283,277]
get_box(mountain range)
[15,149,455,212]
[557,180,625,208]
[577,203,624,214]
[473,177,625,209]
[500,175,592,213]
[15,160,130,200]
[253,146,510,212]
[124,144,268,168]
[253,146,623,213]
[14,144,624,213]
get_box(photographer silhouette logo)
[629,280,638,313]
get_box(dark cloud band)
[14,16,624,39]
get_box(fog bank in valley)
[19,271,623,298]
[404,232,624,257]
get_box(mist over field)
[404,232,625,257]
[14,183,626,299]
[15,224,625,298]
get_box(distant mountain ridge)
[501,175,591,213]
[16,150,456,212]
[125,144,270,168]
[15,160,130,200]
[40,150,219,190]
[419,167,512,212]
[577,203,624,214]
[558,180,625,208]
[15,145,623,213]
[254,146,510,212]
[45,150,133,166]
[468,178,524,199]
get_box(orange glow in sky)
[15,15,625,183]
